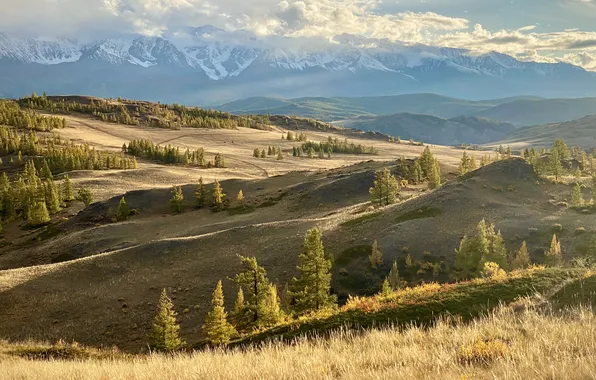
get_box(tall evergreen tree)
[62,175,74,201]
[233,256,270,326]
[149,289,184,352]
[571,183,583,207]
[427,159,442,190]
[237,190,245,208]
[27,201,50,227]
[369,168,400,206]
[232,287,247,328]
[511,241,531,269]
[169,186,184,213]
[76,188,93,207]
[116,197,130,221]
[203,280,237,346]
[369,240,383,269]
[195,177,206,208]
[585,233,596,265]
[212,179,226,211]
[387,260,400,290]
[291,227,336,314]
[45,180,61,213]
[259,284,283,327]
[545,234,563,267]
[381,278,392,296]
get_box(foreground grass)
[1,304,595,379]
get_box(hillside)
[347,113,515,145]
[217,94,541,122]
[492,115,596,149]
[473,97,596,127]
[2,157,595,351]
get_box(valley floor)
[1,304,594,380]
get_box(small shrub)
[458,338,509,365]
[552,223,564,233]
[507,185,515,192]
[575,227,587,235]
[492,186,504,193]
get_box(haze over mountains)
[2,26,596,104]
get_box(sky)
[2,0,596,70]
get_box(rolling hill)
[346,113,515,145]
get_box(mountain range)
[2,26,596,104]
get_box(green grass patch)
[233,268,588,346]
[340,212,382,228]
[551,273,596,309]
[395,206,442,224]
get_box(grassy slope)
[237,268,591,345]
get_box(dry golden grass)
[1,304,595,380]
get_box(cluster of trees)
[0,100,66,131]
[253,146,284,160]
[370,168,400,206]
[301,137,378,156]
[149,226,336,350]
[398,147,442,190]
[0,161,92,228]
[293,145,331,159]
[21,93,260,130]
[525,139,596,181]
[282,131,308,142]
[458,151,478,176]
[126,139,224,168]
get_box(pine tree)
[458,151,471,176]
[45,180,61,213]
[149,289,184,352]
[571,183,583,207]
[387,260,400,290]
[253,148,260,158]
[62,175,74,201]
[259,284,283,326]
[308,147,315,159]
[545,234,563,267]
[116,197,130,221]
[549,149,563,180]
[369,240,383,269]
[40,159,53,180]
[291,227,337,314]
[237,190,245,208]
[170,186,184,213]
[277,150,284,160]
[511,241,531,270]
[233,256,271,326]
[260,149,266,158]
[212,179,226,211]
[76,188,93,207]
[27,201,50,227]
[369,168,400,206]
[381,278,392,296]
[232,287,247,328]
[203,280,237,346]
[195,177,207,208]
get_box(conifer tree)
[203,280,237,346]
[291,227,336,313]
[369,168,400,206]
[27,201,50,227]
[459,151,471,176]
[76,188,93,207]
[259,284,283,326]
[511,241,531,270]
[381,278,392,296]
[387,261,400,290]
[62,175,74,201]
[233,256,271,326]
[149,289,184,352]
[212,179,226,211]
[232,287,247,328]
[427,159,442,190]
[237,190,245,208]
[45,180,61,213]
[277,150,284,160]
[545,234,563,267]
[195,177,207,208]
[571,183,583,207]
[40,159,53,180]
[260,149,266,158]
[369,240,383,269]
[116,197,130,221]
[549,149,563,180]
[253,148,260,158]
[308,147,315,159]
[169,186,184,213]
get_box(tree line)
[0,100,66,131]
[125,139,224,168]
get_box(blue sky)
[2,0,595,69]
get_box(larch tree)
[76,188,93,207]
[195,177,207,208]
[544,234,563,267]
[202,280,237,346]
[116,197,130,221]
[232,287,247,329]
[233,256,271,326]
[149,289,184,352]
[45,180,61,213]
[369,168,400,206]
[387,260,400,290]
[170,186,184,213]
[381,278,392,296]
[571,183,584,207]
[369,240,383,269]
[259,284,283,327]
[291,227,337,314]
[237,190,245,208]
[62,175,74,201]
[27,201,50,227]
[511,241,531,270]
[427,159,442,190]
[212,179,226,211]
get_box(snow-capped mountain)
[1,27,595,104]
